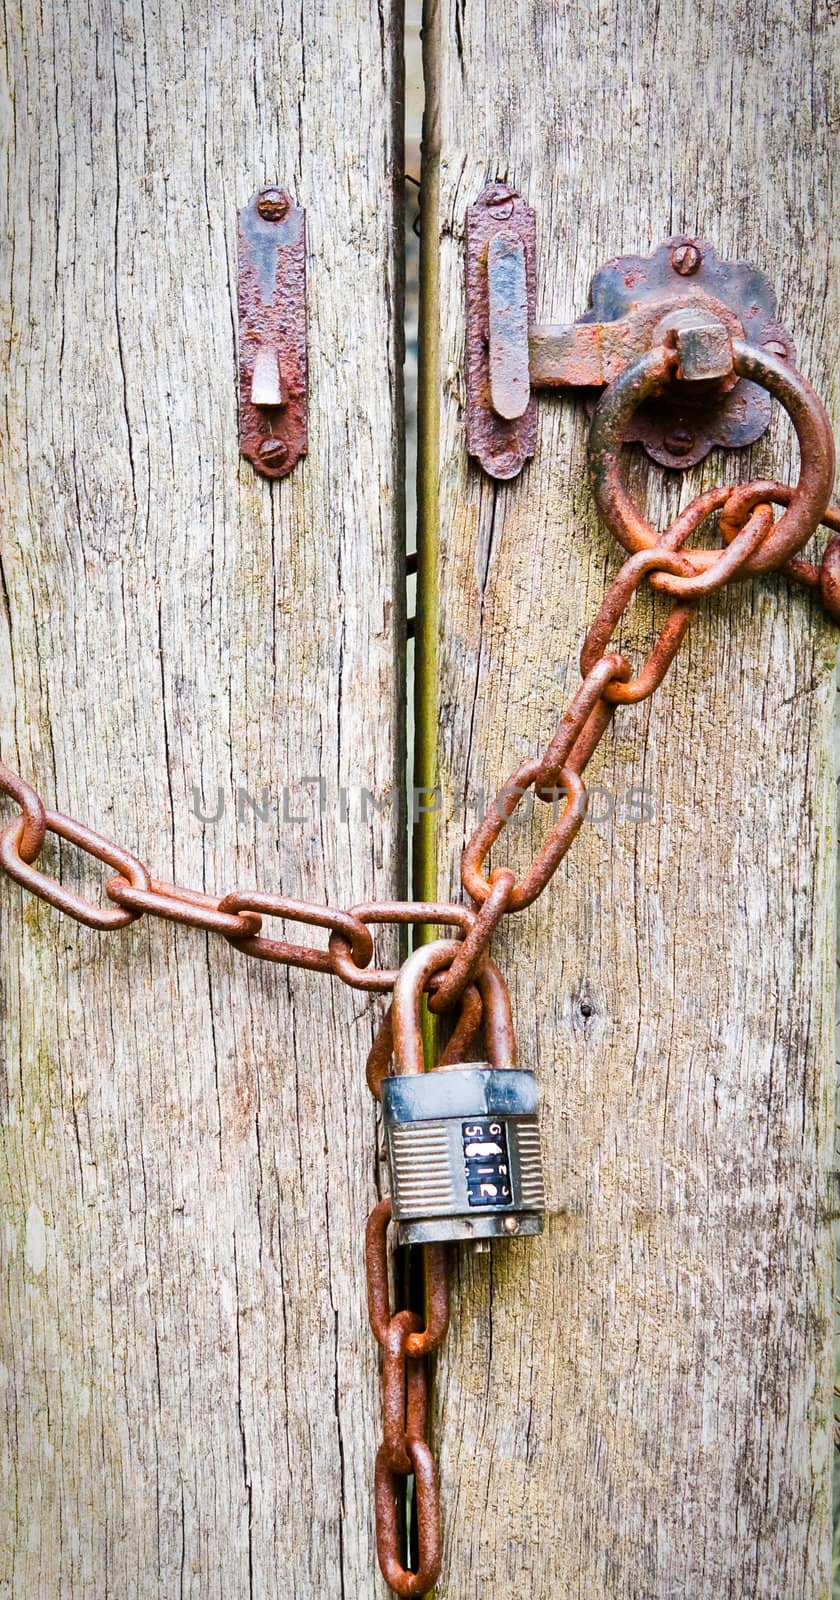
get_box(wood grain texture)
[0,3,403,1595]
[422,2,838,1595]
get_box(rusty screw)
[259,436,288,468]
[670,241,702,276]
[257,187,291,222]
[663,426,695,458]
[483,183,516,222]
[763,340,788,361]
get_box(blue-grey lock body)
[381,1063,545,1244]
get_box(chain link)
[2,477,840,1594]
[365,1196,450,1595]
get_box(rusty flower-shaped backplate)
[578,236,795,469]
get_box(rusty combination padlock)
[380,939,545,1245]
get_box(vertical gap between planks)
[412,0,442,921]
[408,0,443,1082]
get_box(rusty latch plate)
[238,187,307,480]
[465,185,537,480]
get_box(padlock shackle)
[392,938,516,1076]
[475,959,517,1071]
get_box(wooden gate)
[1,2,837,1597]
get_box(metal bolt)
[259,436,288,467]
[502,1216,520,1235]
[670,241,702,276]
[764,340,788,361]
[663,426,694,458]
[257,187,291,222]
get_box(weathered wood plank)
[421,3,838,1595]
[0,2,403,1595]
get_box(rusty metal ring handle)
[588,340,836,575]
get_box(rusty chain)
[1,458,840,1591]
[366,1198,450,1596]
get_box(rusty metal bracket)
[465,184,795,479]
[238,186,307,480]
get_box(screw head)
[670,241,702,276]
[482,182,517,221]
[258,436,288,468]
[502,1215,520,1235]
[256,187,291,222]
[663,426,694,458]
[763,340,788,361]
